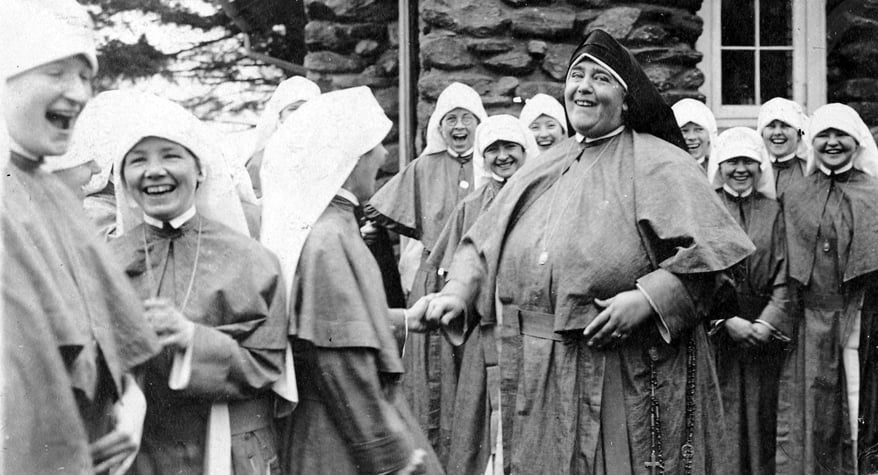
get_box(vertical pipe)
[398,0,416,169]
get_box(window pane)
[722,0,755,46]
[760,50,793,102]
[760,0,792,46]
[722,50,756,105]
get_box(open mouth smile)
[144,184,176,195]
[46,110,77,130]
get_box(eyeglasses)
[442,114,476,127]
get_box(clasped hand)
[724,316,772,348]
[144,297,195,350]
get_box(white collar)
[723,183,753,198]
[695,156,706,166]
[143,205,197,229]
[446,147,474,158]
[771,151,797,163]
[9,139,39,161]
[818,161,854,176]
[336,187,360,206]
[575,125,626,144]
[490,172,506,183]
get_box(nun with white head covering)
[1,2,162,474]
[705,127,791,475]
[260,86,442,475]
[362,81,487,450]
[245,76,320,199]
[775,103,878,474]
[519,93,568,153]
[757,97,810,197]
[672,98,718,172]
[107,92,292,475]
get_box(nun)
[776,103,878,475]
[672,98,718,173]
[364,81,488,448]
[424,30,753,474]
[260,86,442,475]
[1,1,159,473]
[705,127,791,475]
[519,93,568,153]
[757,97,809,198]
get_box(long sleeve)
[177,325,283,400]
[637,269,729,343]
[310,346,413,474]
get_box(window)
[696,0,826,127]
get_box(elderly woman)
[775,103,878,474]
[365,81,488,446]
[424,30,754,474]
[1,1,161,473]
[705,127,790,475]
[107,92,290,475]
[672,98,718,173]
[757,97,809,198]
[519,93,568,153]
[260,86,441,475]
[246,76,320,199]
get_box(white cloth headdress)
[757,97,810,159]
[249,76,321,161]
[474,114,540,186]
[111,93,248,236]
[672,98,718,156]
[422,82,488,156]
[518,94,567,135]
[260,86,392,299]
[805,103,878,177]
[707,127,776,200]
[0,0,98,80]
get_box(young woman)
[706,127,790,475]
[776,103,878,474]
[108,92,290,475]
[519,93,567,153]
[758,97,809,198]
[672,98,718,173]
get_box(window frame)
[696,0,826,127]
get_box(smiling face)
[122,137,204,221]
[564,59,627,138]
[813,128,859,171]
[761,119,800,158]
[719,157,762,195]
[680,122,711,160]
[483,140,525,179]
[3,55,94,157]
[440,107,478,154]
[528,115,565,152]
[53,159,101,199]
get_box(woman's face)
[529,115,564,152]
[719,157,762,194]
[680,122,710,160]
[440,107,479,154]
[813,128,859,171]
[53,159,101,199]
[122,136,203,222]
[2,55,93,157]
[483,140,525,179]
[564,59,626,138]
[761,119,800,158]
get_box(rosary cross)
[645,450,663,475]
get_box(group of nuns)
[4,1,878,475]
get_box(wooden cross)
[644,450,662,475]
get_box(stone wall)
[416,0,704,152]
[826,0,878,132]
[302,0,403,174]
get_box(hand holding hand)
[583,290,654,348]
[360,221,380,245]
[406,294,436,332]
[144,297,195,350]
[750,321,773,345]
